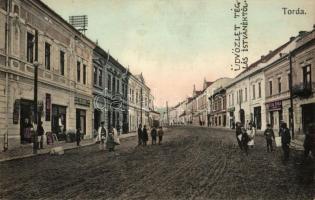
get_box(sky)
[42,0,315,108]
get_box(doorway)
[76,109,86,135]
[20,99,34,144]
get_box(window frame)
[60,50,65,76]
[77,61,81,82]
[44,42,51,70]
[26,32,34,63]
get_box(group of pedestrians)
[235,121,256,155]
[138,124,164,146]
[235,120,315,163]
[96,121,120,152]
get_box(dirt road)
[0,127,314,200]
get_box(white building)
[225,37,297,131]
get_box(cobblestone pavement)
[0,127,314,200]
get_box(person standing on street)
[142,125,148,146]
[235,122,243,150]
[37,121,45,149]
[247,122,256,148]
[151,126,157,145]
[158,126,164,145]
[98,121,107,150]
[303,123,315,158]
[106,126,116,152]
[280,122,291,162]
[138,124,143,146]
[76,127,82,146]
[264,124,275,152]
[241,125,250,155]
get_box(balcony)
[292,83,312,98]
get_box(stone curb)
[0,133,138,163]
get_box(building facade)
[92,46,129,134]
[0,0,95,149]
[208,78,231,127]
[128,73,153,132]
[264,29,315,136]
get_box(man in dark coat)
[150,127,157,145]
[241,126,250,155]
[264,124,275,152]
[76,127,82,146]
[235,122,243,150]
[137,124,143,146]
[142,125,148,146]
[37,121,45,149]
[280,122,291,162]
[304,123,315,157]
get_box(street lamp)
[33,30,39,154]
[282,52,295,139]
[288,52,295,139]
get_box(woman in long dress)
[247,123,256,148]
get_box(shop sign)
[75,96,90,107]
[266,100,282,111]
[45,93,51,121]
[13,99,20,124]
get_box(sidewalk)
[0,132,137,162]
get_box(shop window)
[77,61,81,82]
[60,51,65,76]
[45,42,51,70]
[83,64,87,85]
[27,32,34,63]
[0,0,7,11]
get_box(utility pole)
[289,52,295,139]
[140,88,143,126]
[166,101,169,126]
[33,30,39,154]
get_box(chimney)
[290,36,295,41]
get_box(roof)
[236,38,293,78]
[35,0,96,48]
[205,81,213,87]
[94,46,127,71]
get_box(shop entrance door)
[20,99,34,144]
[302,103,315,133]
[94,109,101,131]
[76,109,86,135]
[51,105,67,134]
[254,106,262,130]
